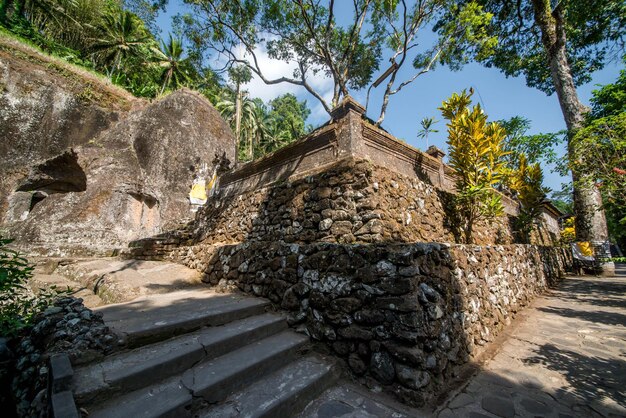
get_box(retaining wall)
[166,241,571,405]
[122,97,569,405]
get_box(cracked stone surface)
[440,268,626,418]
[299,383,423,418]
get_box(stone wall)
[128,157,516,260]
[127,97,561,260]
[164,241,570,406]
[7,297,118,416]
[120,98,571,406]
[217,96,520,218]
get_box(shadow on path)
[524,343,626,406]
[536,305,626,327]
[439,270,626,418]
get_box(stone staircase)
[72,289,341,417]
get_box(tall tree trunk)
[531,0,609,244]
[234,82,242,164]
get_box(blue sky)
[154,1,622,194]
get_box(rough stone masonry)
[126,97,571,406]
[176,241,566,407]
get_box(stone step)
[74,313,287,406]
[89,376,191,418]
[181,331,309,403]
[201,355,339,418]
[87,331,309,418]
[97,291,270,347]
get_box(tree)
[178,0,496,124]
[195,67,224,103]
[0,0,198,98]
[572,113,626,247]
[258,117,292,155]
[91,9,152,76]
[215,88,262,161]
[122,0,167,35]
[0,0,77,26]
[417,116,438,147]
[1,0,109,63]
[0,238,68,336]
[268,93,310,141]
[226,64,253,160]
[440,89,508,244]
[153,34,194,94]
[551,183,574,215]
[509,154,549,243]
[45,0,106,53]
[497,116,563,166]
[448,0,626,245]
[589,58,626,119]
[572,64,626,248]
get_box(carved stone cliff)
[0,35,236,256]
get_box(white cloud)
[223,42,335,123]
[310,102,331,123]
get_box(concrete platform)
[181,331,309,402]
[28,273,104,308]
[299,383,422,418]
[86,331,309,417]
[53,258,204,304]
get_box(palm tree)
[215,89,262,161]
[258,114,291,156]
[152,34,193,95]
[90,9,151,76]
[2,0,78,31]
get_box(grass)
[0,27,140,111]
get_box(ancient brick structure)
[125,97,570,406]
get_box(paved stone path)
[439,267,626,418]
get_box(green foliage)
[431,1,497,70]
[122,0,167,34]
[0,0,222,99]
[572,113,626,248]
[91,9,153,75]
[267,93,310,141]
[215,89,261,161]
[227,64,252,86]
[508,154,549,243]
[497,116,564,166]
[215,90,311,162]
[590,58,626,118]
[179,0,496,122]
[0,238,67,337]
[551,183,574,215]
[450,0,626,95]
[440,89,507,244]
[570,61,626,248]
[152,33,195,94]
[417,116,438,145]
